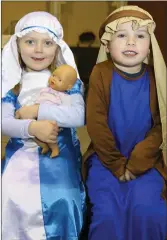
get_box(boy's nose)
[127,37,136,46]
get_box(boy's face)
[18,31,58,72]
[106,21,150,73]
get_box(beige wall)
[60,1,109,46]
[2,1,49,34]
[2,1,124,46]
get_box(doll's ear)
[67,84,73,90]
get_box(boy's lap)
[87,166,165,208]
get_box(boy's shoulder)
[93,59,114,75]
[95,59,113,69]
[145,64,155,79]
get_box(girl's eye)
[117,34,126,38]
[45,41,53,46]
[25,40,35,45]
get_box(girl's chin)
[26,64,49,72]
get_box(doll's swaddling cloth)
[18,71,51,106]
[18,71,71,107]
[36,87,71,105]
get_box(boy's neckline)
[112,61,147,80]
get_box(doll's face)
[48,66,77,92]
[106,21,150,73]
[18,31,58,72]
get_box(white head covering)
[2,11,81,98]
[97,6,167,164]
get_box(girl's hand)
[15,104,39,120]
[119,169,136,182]
[28,120,58,143]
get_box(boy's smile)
[122,50,138,57]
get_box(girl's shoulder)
[12,83,20,96]
[65,79,84,96]
[2,84,20,105]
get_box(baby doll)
[16,64,77,158]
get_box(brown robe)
[82,59,167,200]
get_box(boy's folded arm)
[86,65,126,178]
[126,114,163,175]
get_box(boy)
[83,5,167,240]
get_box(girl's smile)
[31,57,45,61]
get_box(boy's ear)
[18,46,21,53]
[105,44,110,53]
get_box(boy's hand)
[15,104,39,120]
[119,169,136,182]
[119,174,126,182]
[28,120,58,143]
[124,169,136,181]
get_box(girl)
[2,11,85,240]
[83,5,167,240]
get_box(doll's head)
[48,65,77,92]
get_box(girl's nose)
[34,42,43,53]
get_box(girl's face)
[106,21,150,73]
[18,31,58,72]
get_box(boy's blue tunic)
[86,67,167,240]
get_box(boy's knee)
[91,205,114,225]
[133,203,166,223]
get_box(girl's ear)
[49,45,59,73]
[16,38,21,53]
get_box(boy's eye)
[25,40,35,45]
[117,34,126,38]
[137,34,145,39]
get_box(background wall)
[2,1,127,46]
[2,1,50,34]
[60,1,109,46]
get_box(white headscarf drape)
[2,11,81,98]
